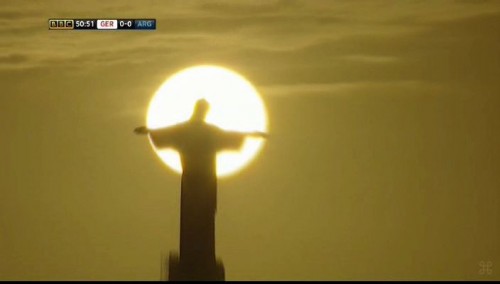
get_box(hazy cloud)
[0,54,29,64]
[1,0,499,96]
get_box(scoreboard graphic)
[48,19,156,30]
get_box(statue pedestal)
[167,251,225,281]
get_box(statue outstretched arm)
[135,124,184,149]
[134,126,150,135]
[246,131,269,138]
[214,128,268,151]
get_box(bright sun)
[146,65,268,178]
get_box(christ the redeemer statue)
[134,99,266,281]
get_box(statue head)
[190,98,210,122]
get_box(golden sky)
[1,0,499,280]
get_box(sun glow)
[146,65,268,178]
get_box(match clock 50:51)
[74,19,96,29]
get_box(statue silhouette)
[134,99,267,281]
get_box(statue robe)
[149,120,245,277]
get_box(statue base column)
[167,252,225,281]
